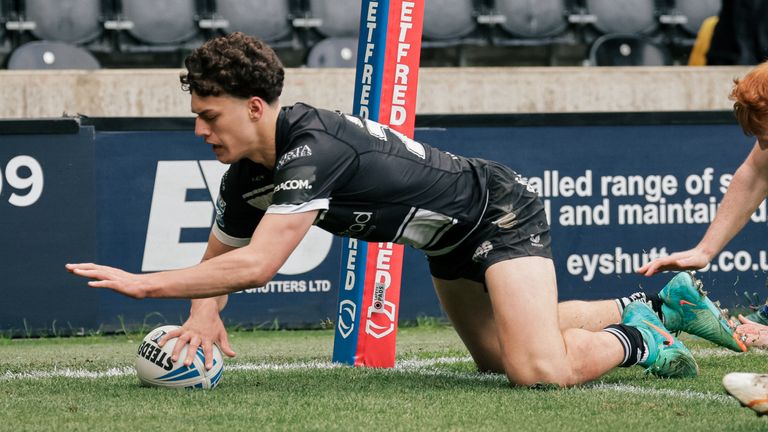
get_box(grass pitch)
[1,326,766,431]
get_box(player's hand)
[636,248,710,276]
[735,314,768,348]
[158,301,236,370]
[65,263,148,298]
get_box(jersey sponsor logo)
[344,211,373,236]
[142,160,333,274]
[242,184,274,210]
[274,179,312,193]
[277,145,313,169]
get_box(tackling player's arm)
[638,140,768,275]
[65,210,318,298]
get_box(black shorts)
[427,162,553,283]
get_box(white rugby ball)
[135,325,224,389]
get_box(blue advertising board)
[0,121,96,334]
[94,127,340,330]
[0,112,763,334]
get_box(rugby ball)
[135,325,224,389]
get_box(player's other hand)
[636,248,710,276]
[735,314,768,348]
[65,263,148,298]
[158,301,236,370]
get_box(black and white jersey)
[213,103,491,255]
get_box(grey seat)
[495,0,568,38]
[7,41,100,69]
[308,0,361,38]
[121,0,199,44]
[215,0,293,42]
[306,37,357,68]
[24,0,102,44]
[585,0,657,35]
[674,0,721,35]
[423,0,476,41]
[589,33,671,66]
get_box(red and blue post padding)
[333,0,424,367]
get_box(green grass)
[1,327,767,431]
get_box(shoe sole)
[646,346,699,378]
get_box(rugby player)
[67,33,740,386]
[636,61,768,413]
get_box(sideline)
[0,351,755,405]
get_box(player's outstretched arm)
[638,141,768,276]
[636,248,710,276]
[66,210,318,299]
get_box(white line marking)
[0,350,760,406]
[585,383,736,404]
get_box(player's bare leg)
[482,257,624,386]
[432,277,504,373]
[558,300,621,331]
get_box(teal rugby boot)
[622,302,698,378]
[659,271,746,353]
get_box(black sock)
[616,292,664,322]
[645,293,664,319]
[603,324,647,367]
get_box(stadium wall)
[0,66,753,118]
[0,66,761,335]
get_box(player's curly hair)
[731,61,768,137]
[180,32,284,103]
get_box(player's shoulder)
[281,102,350,135]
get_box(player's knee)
[502,358,577,388]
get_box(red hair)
[731,61,768,136]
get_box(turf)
[1,326,766,431]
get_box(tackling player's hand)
[636,248,710,276]
[158,299,236,370]
[65,263,149,298]
[735,314,768,349]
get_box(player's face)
[191,93,255,164]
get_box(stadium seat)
[7,40,100,69]
[23,0,102,44]
[422,0,476,41]
[308,0,361,38]
[120,0,199,44]
[306,37,356,68]
[674,0,721,36]
[495,0,569,38]
[588,34,671,66]
[0,1,6,40]
[585,0,658,35]
[214,0,293,43]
